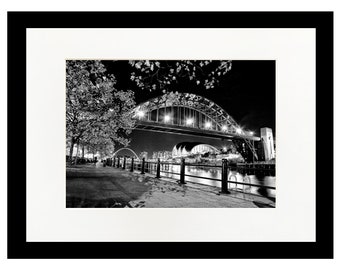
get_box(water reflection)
[155,163,276,198]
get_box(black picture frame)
[7,11,333,259]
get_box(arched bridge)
[133,92,260,160]
[112,147,140,160]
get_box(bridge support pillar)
[130,157,134,172]
[156,158,161,178]
[141,157,145,174]
[113,157,116,167]
[221,159,231,194]
[117,157,120,168]
[179,158,186,184]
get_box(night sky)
[103,60,276,137]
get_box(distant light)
[249,131,254,136]
[186,118,194,125]
[236,128,242,134]
[222,125,227,131]
[204,122,211,129]
[164,115,171,122]
[137,111,145,118]
[223,146,227,151]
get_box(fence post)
[221,159,230,194]
[113,157,116,167]
[156,158,161,178]
[117,157,120,168]
[141,157,145,174]
[130,157,134,172]
[179,158,186,184]
[122,157,126,170]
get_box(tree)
[66,60,136,164]
[128,60,232,92]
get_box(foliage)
[128,60,232,92]
[66,60,136,159]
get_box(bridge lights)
[249,131,254,136]
[164,115,171,123]
[137,111,145,119]
[204,122,212,129]
[236,128,242,134]
[186,118,194,125]
[221,125,228,132]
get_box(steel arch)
[112,147,140,160]
[133,92,258,160]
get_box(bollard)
[141,157,145,174]
[122,157,126,170]
[179,158,186,184]
[130,157,134,172]
[221,159,230,194]
[117,157,120,168]
[156,158,161,178]
[113,157,116,167]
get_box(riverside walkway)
[66,164,275,208]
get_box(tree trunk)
[74,140,80,165]
[93,147,97,163]
[69,138,75,164]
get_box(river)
[145,163,276,198]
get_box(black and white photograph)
[66,60,276,208]
[6,10,334,260]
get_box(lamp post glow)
[236,128,242,134]
[222,125,227,131]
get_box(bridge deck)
[136,120,260,141]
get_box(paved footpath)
[66,165,275,208]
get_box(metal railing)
[107,157,275,196]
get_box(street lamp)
[236,128,242,134]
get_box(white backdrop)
[26,28,316,242]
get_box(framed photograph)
[7,12,333,258]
